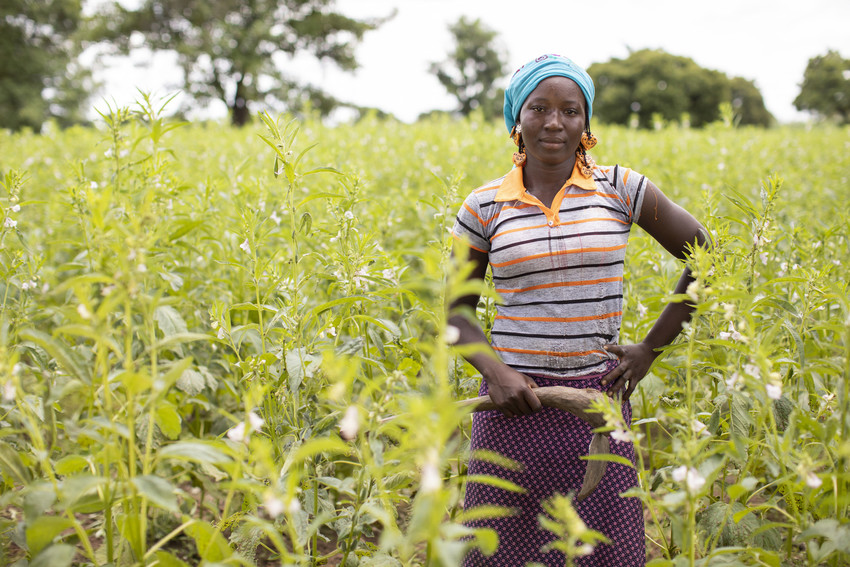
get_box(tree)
[430,17,508,121]
[94,0,383,126]
[0,0,94,130]
[588,49,773,128]
[794,50,850,124]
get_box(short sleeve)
[611,166,648,224]
[452,192,491,253]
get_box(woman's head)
[503,54,595,133]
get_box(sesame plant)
[0,97,848,566]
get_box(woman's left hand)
[601,343,658,401]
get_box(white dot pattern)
[463,364,645,566]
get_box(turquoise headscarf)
[503,54,595,132]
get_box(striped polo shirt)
[452,162,647,378]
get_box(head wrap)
[503,54,595,132]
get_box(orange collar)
[494,161,597,202]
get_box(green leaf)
[30,544,76,567]
[464,474,525,494]
[153,550,192,567]
[292,437,350,462]
[17,328,89,384]
[186,519,233,562]
[155,305,189,337]
[156,403,182,439]
[133,475,178,512]
[157,441,232,466]
[54,455,89,475]
[0,440,33,484]
[27,516,75,556]
[176,368,206,395]
[580,453,635,468]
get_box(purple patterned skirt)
[462,363,645,566]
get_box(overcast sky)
[92,0,850,123]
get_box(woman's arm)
[449,245,542,417]
[601,180,712,400]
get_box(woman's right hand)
[484,366,542,418]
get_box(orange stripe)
[496,277,622,294]
[490,216,627,242]
[493,346,608,358]
[452,233,487,253]
[495,311,622,323]
[490,243,627,267]
[463,203,502,227]
[491,223,550,241]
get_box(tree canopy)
[0,0,93,130]
[429,17,507,121]
[92,0,383,126]
[588,49,773,128]
[794,50,850,124]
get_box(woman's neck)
[521,155,576,209]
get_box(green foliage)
[588,49,774,128]
[794,50,850,124]
[429,17,508,121]
[0,0,94,130]
[92,0,385,126]
[0,94,849,565]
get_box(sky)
[90,0,850,124]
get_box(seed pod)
[461,385,611,500]
[577,433,609,502]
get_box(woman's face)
[517,76,587,168]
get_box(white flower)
[636,302,648,318]
[611,429,633,443]
[263,493,285,517]
[104,148,114,158]
[444,325,460,345]
[10,204,20,213]
[743,363,761,379]
[217,327,226,340]
[21,280,37,291]
[806,473,822,489]
[286,497,301,515]
[382,268,395,280]
[240,238,250,254]
[90,181,99,189]
[686,281,700,302]
[725,372,742,390]
[248,411,264,431]
[339,405,360,440]
[673,466,705,491]
[759,252,769,266]
[226,422,246,442]
[692,419,710,437]
[766,383,782,400]
[270,211,282,225]
[344,210,354,220]
[2,381,14,402]
[578,544,594,557]
[77,304,92,319]
[420,462,442,493]
[4,217,17,229]
[137,263,147,273]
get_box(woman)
[451,54,710,566]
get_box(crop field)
[1,97,849,566]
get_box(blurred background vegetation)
[2,0,849,131]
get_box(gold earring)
[511,125,526,167]
[576,147,596,176]
[581,131,597,150]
